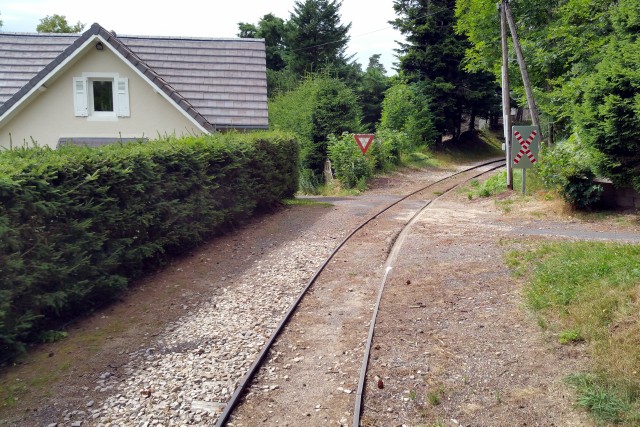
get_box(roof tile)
[0,24,268,129]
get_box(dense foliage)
[327,130,408,189]
[286,0,352,75]
[537,136,604,209]
[358,55,391,131]
[391,0,500,143]
[0,132,299,359]
[268,75,362,178]
[239,1,390,147]
[378,79,438,147]
[36,14,85,33]
[455,0,640,195]
[327,133,376,188]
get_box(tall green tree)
[379,79,437,146]
[37,14,85,33]
[358,54,391,131]
[286,0,352,75]
[392,0,473,142]
[238,14,288,71]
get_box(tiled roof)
[0,23,268,130]
[0,33,76,106]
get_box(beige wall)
[0,44,204,149]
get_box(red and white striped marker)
[513,130,537,164]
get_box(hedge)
[0,131,299,359]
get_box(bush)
[370,129,409,171]
[537,135,603,209]
[378,80,437,147]
[269,75,362,179]
[0,131,298,359]
[576,39,640,192]
[327,133,376,188]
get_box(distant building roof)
[0,23,268,130]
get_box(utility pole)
[499,1,513,190]
[503,0,543,141]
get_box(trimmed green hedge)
[0,131,298,358]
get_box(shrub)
[269,75,362,179]
[537,136,603,209]
[370,129,408,171]
[576,39,640,192]
[0,131,298,359]
[327,133,376,188]
[378,80,437,147]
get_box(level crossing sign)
[354,134,375,154]
[511,126,540,168]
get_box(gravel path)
[90,238,347,426]
[1,163,638,427]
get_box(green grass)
[435,129,504,164]
[465,169,547,200]
[508,241,640,425]
[283,198,333,207]
[401,151,439,169]
[566,374,640,424]
[427,385,445,406]
[558,329,583,344]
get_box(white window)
[73,73,129,118]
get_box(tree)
[37,14,85,33]
[237,22,258,38]
[238,14,288,71]
[391,0,471,142]
[269,75,361,176]
[286,0,352,75]
[379,79,437,146]
[0,12,3,30]
[358,55,391,131]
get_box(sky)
[1,0,405,74]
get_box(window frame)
[73,72,129,120]
[89,78,115,116]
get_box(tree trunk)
[469,110,476,131]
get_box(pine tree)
[359,55,391,131]
[391,0,482,142]
[286,0,352,75]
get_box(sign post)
[353,134,375,155]
[511,125,540,194]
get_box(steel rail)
[352,161,506,427]
[215,159,505,427]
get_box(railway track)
[216,159,506,427]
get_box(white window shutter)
[73,77,88,117]
[115,77,130,117]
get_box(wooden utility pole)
[499,1,513,189]
[503,0,543,141]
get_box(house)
[0,23,268,149]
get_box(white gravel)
[83,234,343,427]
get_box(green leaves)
[269,75,362,177]
[327,133,376,188]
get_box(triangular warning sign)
[354,134,375,154]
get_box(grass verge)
[433,129,504,165]
[282,198,333,207]
[507,241,640,425]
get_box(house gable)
[0,23,269,148]
[0,39,204,148]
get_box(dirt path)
[1,164,638,427]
